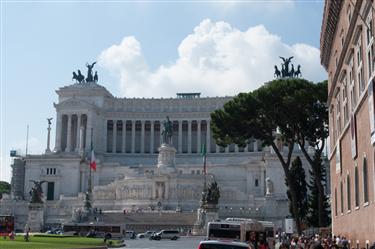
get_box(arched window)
[355,166,359,207]
[340,181,344,213]
[335,188,338,216]
[363,157,369,203]
[347,174,351,211]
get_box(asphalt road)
[119,236,204,249]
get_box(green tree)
[286,157,308,222]
[0,181,11,199]
[211,78,317,234]
[295,80,330,227]
[306,152,331,227]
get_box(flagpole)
[203,152,207,192]
[88,128,93,194]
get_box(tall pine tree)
[286,157,308,222]
[306,151,331,227]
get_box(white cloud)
[98,19,326,98]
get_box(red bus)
[0,216,14,236]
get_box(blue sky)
[0,0,326,182]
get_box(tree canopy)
[0,181,11,199]
[211,78,324,234]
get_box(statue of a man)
[266,177,274,195]
[161,116,173,145]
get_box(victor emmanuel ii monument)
[1,61,307,231]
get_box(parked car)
[150,229,179,240]
[123,230,136,239]
[137,230,155,239]
[198,240,252,249]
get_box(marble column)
[178,121,183,153]
[75,114,81,152]
[112,120,117,153]
[66,114,72,152]
[197,120,201,153]
[85,114,92,153]
[141,120,145,153]
[188,120,192,153]
[79,126,84,154]
[150,121,155,154]
[103,120,108,152]
[131,120,136,153]
[206,120,211,154]
[54,113,62,152]
[122,120,126,153]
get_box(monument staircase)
[87,211,197,233]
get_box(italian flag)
[90,150,97,172]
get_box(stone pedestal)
[27,203,45,232]
[157,144,177,173]
[192,205,219,235]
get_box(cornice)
[327,0,362,104]
[54,97,100,113]
[320,0,344,70]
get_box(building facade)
[321,0,375,245]
[1,79,312,231]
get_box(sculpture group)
[201,181,221,207]
[274,56,302,78]
[29,180,47,204]
[72,62,98,83]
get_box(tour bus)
[63,223,126,237]
[207,218,275,248]
[0,215,14,236]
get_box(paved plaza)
[119,236,204,249]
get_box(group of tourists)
[273,234,375,249]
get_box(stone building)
[321,0,375,245]
[1,79,308,231]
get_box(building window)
[336,92,342,137]
[355,166,359,207]
[335,188,338,216]
[363,157,369,203]
[347,174,351,211]
[347,4,352,24]
[340,181,344,214]
[343,77,349,124]
[340,29,345,48]
[255,179,259,187]
[358,67,365,94]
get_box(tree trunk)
[312,162,325,227]
[285,171,302,235]
[300,145,326,227]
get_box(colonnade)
[104,119,261,154]
[55,113,89,152]
[54,115,262,154]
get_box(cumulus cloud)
[98,19,326,98]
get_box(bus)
[207,218,275,248]
[0,215,14,236]
[63,223,126,237]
